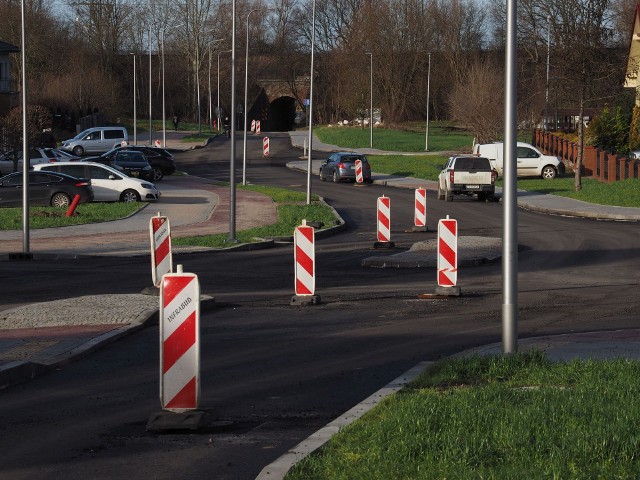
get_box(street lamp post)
[196,37,202,135]
[20,0,29,253]
[306,0,316,205]
[149,27,153,147]
[365,52,373,148]
[162,24,183,147]
[130,53,137,145]
[207,38,222,132]
[229,0,237,242]
[545,15,551,132]
[243,8,261,185]
[425,52,431,151]
[217,49,232,133]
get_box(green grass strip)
[287,352,640,479]
[314,123,474,153]
[172,184,338,248]
[0,202,143,230]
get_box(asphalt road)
[0,134,638,479]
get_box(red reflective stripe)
[296,246,314,276]
[163,312,196,373]
[378,210,390,229]
[163,276,195,307]
[442,220,457,236]
[298,226,314,243]
[155,237,170,266]
[439,237,456,264]
[296,278,312,295]
[165,376,197,409]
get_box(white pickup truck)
[472,142,564,179]
[437,155,497,202]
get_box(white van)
[60,126,128,156]
[472,142,564,179]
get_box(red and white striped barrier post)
[354,159,363,184]
[160,266,201,411]
[251,119,256,132]
[375,195,395,248]
[263,137,270,156]
[437,215,461,295]
[291,219,320,305]
[255,120,261,134]
[412,187,428,232]
[154,139,161,147]
[150,213,173,287]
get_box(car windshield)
[71,129,91,140]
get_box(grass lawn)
[172,184,339,248]
[0,202,143,230]
[503,177,640,208]
[287,352,640,479]
[314,122,474,153]
[367,154,450,181]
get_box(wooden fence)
[532,129,640,183]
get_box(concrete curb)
[256,361,432,479]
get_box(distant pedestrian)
[172,115,179,131]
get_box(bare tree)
[449,61,504,144]
[0,105,51,172]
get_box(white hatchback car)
[34,162,160,202]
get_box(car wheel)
[152,167,164,182]
[437,184,445,200]
[120,189,141,202]
[319,169,326,182]
[444,186,453,202]
[51,192,71,208]
[72,146,84,156]
[332,170,340,183]
[477,193,486,202]
[541,165,557,179]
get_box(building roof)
[0,41,19,54]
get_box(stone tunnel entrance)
[269,96,296,132]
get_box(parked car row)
[0,171,94,208]
[0,155,162,208]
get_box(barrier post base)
[434,286,462,297]
[373,241,395,250]
[290,295,321,306]
[147,410,215,432]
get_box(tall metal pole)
[229,0,237,242]
[196,37,202,135]
[366,52,373,148]
[545,14,551,132]
[149,27,153,147]
[161,30,166,147]
[425,52,431,151]
[217,50,231,133]
[502,0,518,354]
[208,44,212,131]
[306,0,316,205]
[131,53,137,145]
[243,8,261,186]
[20,0,29,254]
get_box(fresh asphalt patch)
[361,236,502,268]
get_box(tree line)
[0,0,636,143]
